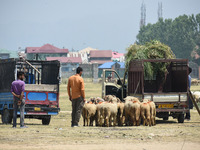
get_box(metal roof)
[26,44,69,54]
[98,62,125,69]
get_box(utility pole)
[158,2,163,20]
[140,2,146,28]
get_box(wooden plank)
[188,89,200,116]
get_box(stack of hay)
[125,40,176,80]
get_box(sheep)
[104,95,116,102]
[96,101,107,126]
[117,102,125,126]
[191,79,198,86]
[95,97,105,104]
[192,91,200,103]
[103,102,118,127]
[148,100,156,126]
[96,96,118,127]
[140,99,151,126]
[82,101,97,126]
[87,97,104,126]
[124,97,141,126]
[124,96,140,103]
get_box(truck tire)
[1,109,12,124]
[178,114,184,123]
[42,116,51,125]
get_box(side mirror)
[117,79,122,85]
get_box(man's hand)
[17,100,22,106]
[69,96,72,102]
[84,99,86,102]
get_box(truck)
[0,58,60,125]
[102,59,189,123]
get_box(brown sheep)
[117,102,125,126]
[148,100,156,126]
[140,99,151,126]
[97,97,118,127]
[96,101,107,126]
[103,103,118,127]
[104,95,115,102]
[124,97,141,126]
[82,102,97,126]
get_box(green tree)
[136,14,200,60]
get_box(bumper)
[156,108,189,113]
[17,107,60,115]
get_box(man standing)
[67,67,85,127]
[11,71,27,128]
[185,67,193,121]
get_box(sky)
[0,0,200,53]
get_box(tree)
[136,14,200,60]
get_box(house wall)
[61,63,79,78]
[61,63,94,78]
[0,53,10,59]
[27,53,68,60]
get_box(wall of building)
[27,53,68,60]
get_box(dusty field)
[0,82,200,150]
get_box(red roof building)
[89,50,112,64]
[26,44,69,53]
[25,44,69,60]
[112,52,124,58]
[112,52,124,62]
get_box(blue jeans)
[13,97,25,127]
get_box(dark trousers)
[13,97,25,127]
[71,97,84,126]
[185,97,193,119]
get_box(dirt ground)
[0,83,200,150]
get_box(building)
[46,56,82,78]
[67,52,88,64]
[0,53,9,59]
[98,62,125,78]
[67,47,97,64]
[0,49,18,59]
[112,52,124,62]
[25,44,69,60]
[89,50,112,65]
[79,47,97,54]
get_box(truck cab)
[0,58,60,125]
[102,59,189,123]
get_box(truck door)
[0,59,16,124]
[102,69,123,99]
[41,61,60,84]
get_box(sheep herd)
[82,95,156,127]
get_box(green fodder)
[126,40,176,80]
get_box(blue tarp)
[98,62,115,69]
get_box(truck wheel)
[178,114,184,123]
[42,116,51,125]
[163,117,169,121]
[1,109,12,124]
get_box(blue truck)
[0,58,60,125]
